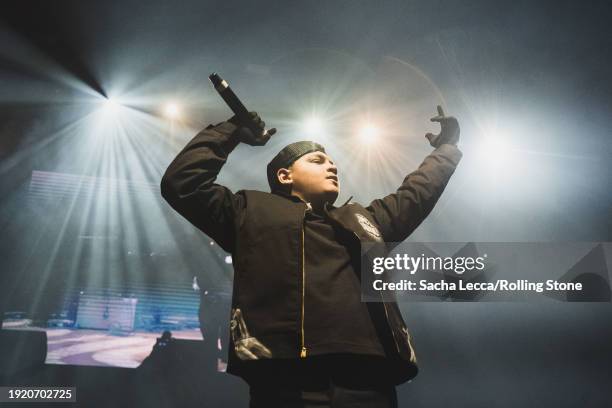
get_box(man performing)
[161,105,462,407]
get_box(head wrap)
[266,141,326,191]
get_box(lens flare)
[163,101,181,120]
[358,123,380,144]
[303,116,324,135]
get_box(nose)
[328,163,337,175]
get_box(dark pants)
[247,355,398,408]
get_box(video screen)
[2,169,233,369]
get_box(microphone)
[209,73,270,136]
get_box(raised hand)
[425,105,460,148]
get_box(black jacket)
[160,121,462,385]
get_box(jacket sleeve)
[160,121,244,253]
[366,144,463,243]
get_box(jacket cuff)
[211,120,239,135]
[433,143,463,165]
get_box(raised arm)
[366,106,463,242]
[160,121,242,252]
[160,113,275,252]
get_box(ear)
[277,168,293,186]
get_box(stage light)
[477,138,511,169]
[358,123,380,145]
[163,101,181,120]
[102,97,120,114]
[303,116,324,135]
[225,255,232,264]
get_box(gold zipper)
[300,215,307,358]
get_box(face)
[278,151,339,205]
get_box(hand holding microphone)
[229,111,274,146]
[209,73,277,146]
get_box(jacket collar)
[271,190,305,203]
[271,190,352,210]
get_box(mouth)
[326,176,338,184]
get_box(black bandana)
[267,141,326,191]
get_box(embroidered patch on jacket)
[355,213,383,241]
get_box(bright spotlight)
[478,138,511,168]
[303,116,324,135]
[358,123,380,144]
[103,97,120,113]
[164,102,181,120]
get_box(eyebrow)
[311,152,333,164]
